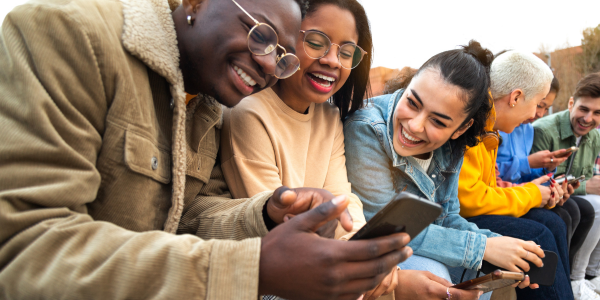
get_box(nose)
[535,108,544,119]
[407,112,426,134]
[318,45,341,69]
[584,112,593,123]
[252,52,277,82]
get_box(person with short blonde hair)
[457,50,573,299]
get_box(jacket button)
[151,157,158,170]
[169,98,174,110]
[431,174,436,178]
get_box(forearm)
[0,203,261,299]
[179,190,272,240]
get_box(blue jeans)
[467,209,573,300]
[399,255,492,300]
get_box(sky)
[2,0,600,69]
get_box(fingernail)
[551,192,554,197]
[281,190,294,198]
[332,195,345,205]
[548,173,554,177]
[551,178,556,183]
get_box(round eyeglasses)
[301,30,367,70]
[232,0,300,79]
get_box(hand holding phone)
[554,146,578,158]
[555,175,585,185]
[453,270,525,293]
[480,250,558,286]
[350,192,442,241]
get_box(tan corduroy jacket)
[0,0,272,298]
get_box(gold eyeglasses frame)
[231,0,301,79]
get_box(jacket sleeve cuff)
[524,182,543,209]
[465,232,487,270]
[575,180,588,195]
[245,191,273,237]
[206,238,262,300]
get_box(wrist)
[262,201,278,231]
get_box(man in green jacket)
[0,0,411,299]
[532,72,600,299]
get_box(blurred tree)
[578,24,600,75]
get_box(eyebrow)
[410,89,453,121]
[254,13,296,54]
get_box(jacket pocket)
[124,129,171,184]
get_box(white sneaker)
[589,277,600,295]
[573,280,600,300]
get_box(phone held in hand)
[349,192,442,241]
[480,250,558,286]
[555,175,585,185]
[554,146,579,158]
[453,270,525,293]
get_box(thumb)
[289,195,349,233]
[270,186,297,210]
[532,175,550,185]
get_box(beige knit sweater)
[220,88,366,239]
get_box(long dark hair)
[385,40,494,166]
[305,0,373,120]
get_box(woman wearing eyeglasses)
[220,0,371,243]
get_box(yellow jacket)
[458,104,542,218]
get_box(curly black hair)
[293,0,309,18]
[385,40,494,167]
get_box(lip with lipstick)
[306,71,336,93]
[231,64,258,96]
[398,123,426,148]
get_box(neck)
[413,152,432,160]
[271,83,312,114]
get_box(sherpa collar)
[120,0,182,87]
[119,0,188,233]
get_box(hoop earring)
[187,15,193,25]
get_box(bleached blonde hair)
[490,50,554,101]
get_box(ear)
[508,89,524,107]
[568,97,575,110]
[451,119,474,140]
[182,0,203,20]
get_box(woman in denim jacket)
[344,41,544,299]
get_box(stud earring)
[187,15,193,25]
[512,104,515,107]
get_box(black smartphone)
[480,250,558,286]
[349,192,442,240]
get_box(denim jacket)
[343,89,501,270]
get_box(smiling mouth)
[400,124,425,146]
[233,65,257,87]
[577,119,594,129]
[308,72,335,88]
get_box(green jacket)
[532,110,600,195]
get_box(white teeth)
[311,73,335,82]
[402,127,422,143]
[233,65,256,87]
